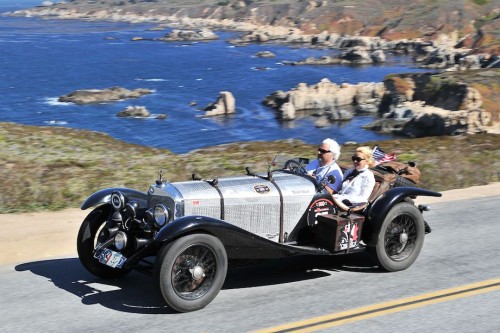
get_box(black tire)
[155,234,228,312]
[373,202,425,272]
[77,206,131,279]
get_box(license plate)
[95,248,126,268]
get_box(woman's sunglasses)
[318,148,331,155]
[351,156,365,162]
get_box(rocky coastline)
[8,2,499,71]
[8,1,500,136]
[263,70,497,136]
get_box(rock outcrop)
[364,71,494,136]
[116,106,167,119]
[364,101,491,137]
[264,70,496,135]
[263,79,385,121]
[133,28,218,42]
[204,91,236,116]
[255,51,276,58]
[59,87,153,104]
[116,105,150,118]
[284,47,386,66]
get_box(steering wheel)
[285,159,307,174]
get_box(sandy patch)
[1,183,498,265]
[0,209,87,265]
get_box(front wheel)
[77,206,131,279]
[155,234,228,312]
[372,202,425,272]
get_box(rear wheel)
[77,206,131,278]
[373,202,425,271]
[155,234,228,312]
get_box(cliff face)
[374,69,499,136]
[384,69,499,119]
[34,0,499,54]
[263,69,499,136]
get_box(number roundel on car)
[253,184,271,194]
[307,198,335,226]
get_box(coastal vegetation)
[0,122,498,213]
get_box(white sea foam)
[251,66,275,71]
[135,78,167,82]
[44,97,71,106]
[0,40,33,43]
[44,120,68,125]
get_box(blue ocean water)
[1,2,427,153]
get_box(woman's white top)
[334,167,376,204]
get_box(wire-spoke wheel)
[155,234,227,312]
[374,202,425,271]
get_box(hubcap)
[396,231,409,254]
[190,266,205,280]
[399,232,408,245]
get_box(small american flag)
[372,146,396,164]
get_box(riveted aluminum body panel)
[269,172,317,237]
[147,171,317,242]
[216,175,281,240]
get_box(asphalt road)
[1,196,499,333]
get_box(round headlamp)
[110,191,126,211]
[114,231,128,251]
[125,201,138,218]
[154,204,170,227]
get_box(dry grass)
[1,122,498,213]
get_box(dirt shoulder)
[1,182,498,266]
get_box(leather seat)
[333,169,395,212]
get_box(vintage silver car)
[77,156,441,312]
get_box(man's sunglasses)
[318,148,331,155]
[351,156,365,162]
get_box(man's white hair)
[322,138,341,160]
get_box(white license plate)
[96,248,126,268]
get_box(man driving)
[305,138,343,195]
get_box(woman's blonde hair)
[356,146,375,167]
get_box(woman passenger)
[333,146,376,206]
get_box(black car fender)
[80,187,148,210]
[364,186,442,247]
[152,215,330,259]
